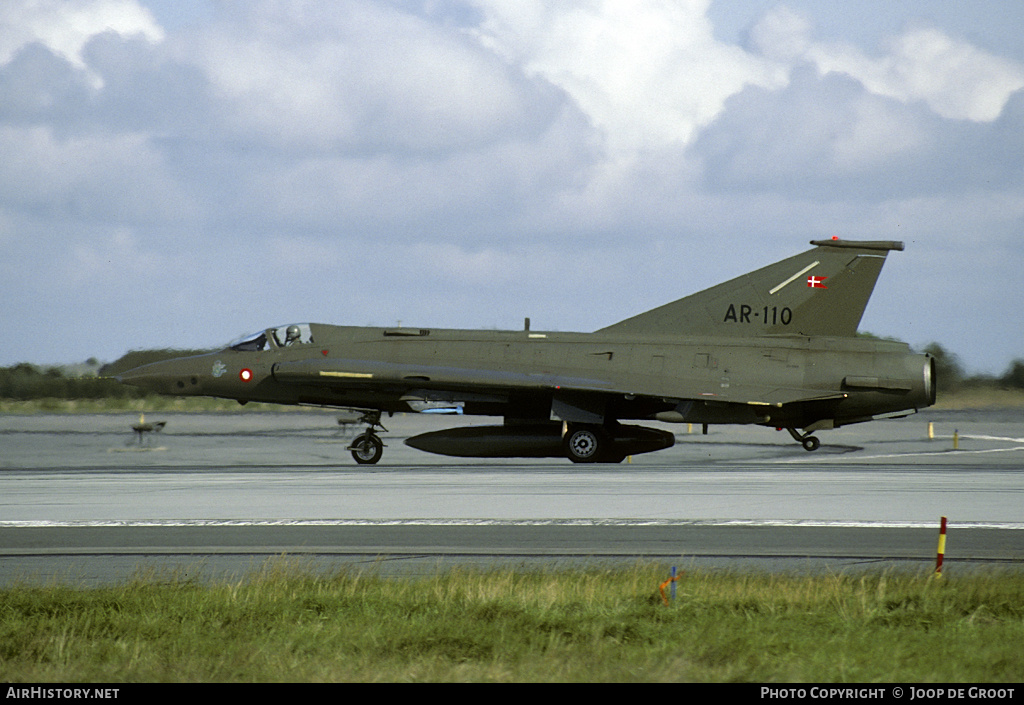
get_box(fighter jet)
[116,239,935,464]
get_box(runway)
[2,409,1022,584]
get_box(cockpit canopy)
[229,323,314,352]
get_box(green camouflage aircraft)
[116,238,935,464]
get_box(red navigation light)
[239,368,253,382]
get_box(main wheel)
[565,426,604,463]
[351,433,383,464]
[801,436,821,452]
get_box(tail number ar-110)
[724,305,793,325]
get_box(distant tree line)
[922,343,1024,392]
[1,345,1022,401]
[0,363,143,401]
[0,349,212,401]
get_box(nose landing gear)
[347,410,388,464]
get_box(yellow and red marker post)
[935,516,947,578]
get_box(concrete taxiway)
[1,409,1022,584]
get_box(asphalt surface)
[1,409,1022,584]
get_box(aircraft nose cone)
[116,359,206,396]
[116,363,175,395]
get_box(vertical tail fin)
[598,239,903,338]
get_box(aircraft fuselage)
[119,324,933,432]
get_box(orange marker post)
[935,516,947,578]
[659,567,681,606]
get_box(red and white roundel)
[239,368,254,382]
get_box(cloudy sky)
[2,0,1022,374]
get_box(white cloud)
[866,27,1024,121]
[750,6,1024,122]
[405,242,522,286]
[692,67,939,197]
[473,0,787,153]
[188,1,554,153]
[66,227,164,287]
[0,0,163,69]
[0,125,195,223]
[745,4,811,64]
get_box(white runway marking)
[3,518,1023,530]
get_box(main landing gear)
[348,410,387,464]
[563,424,626,464]
[785,427,821,452]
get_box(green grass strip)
[2,561,1022,682]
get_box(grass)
[932,387,1024,410]
[1,562,1022,682]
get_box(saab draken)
[116,239,935,464]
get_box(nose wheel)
[350,432,384,464]
[347,410,387,464]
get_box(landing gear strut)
[348,410,387,464]
[786,427,821,452]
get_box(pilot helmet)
[285,325,301,342]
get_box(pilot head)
[285,325,301,345]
